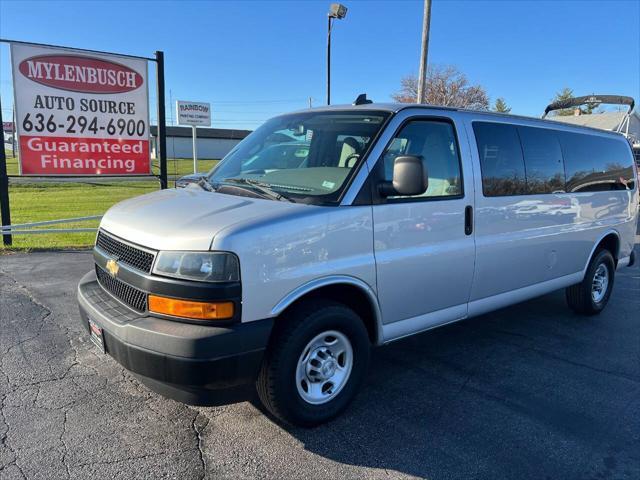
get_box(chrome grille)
[96,231,155,273]
[95,265,147,312]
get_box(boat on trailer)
[543,95,640,165]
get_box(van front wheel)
[256,300,370,427]
[566,249,615,315]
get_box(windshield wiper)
[197,177,216,192]
[222,178,294,202]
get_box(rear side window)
[559,132,635,192]
[474,121,636,196]
[473,122,526,196]
[518,126,565,194]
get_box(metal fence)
[0,215,102,235]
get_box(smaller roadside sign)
[176,101,211,127]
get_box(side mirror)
[379,155,428,197]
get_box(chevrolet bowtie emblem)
[106,258,120,277]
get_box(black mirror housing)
[379,155,428,197]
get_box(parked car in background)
[78,103,638,426]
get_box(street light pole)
[326,3,347,106]
[417,0,432,104]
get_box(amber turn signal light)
[148,295,234,320]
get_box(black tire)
[256,300,370,427]
[566,249,615,315]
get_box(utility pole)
[169,89,174,126]
[416,0,432,104]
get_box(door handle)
[464,205,473,235]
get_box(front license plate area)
[88,318,106,353]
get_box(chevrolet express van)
[78,104,638,426]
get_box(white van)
[77,104,638,426]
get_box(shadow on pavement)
[275,248,640,479]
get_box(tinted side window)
[559,132,636,192]
[473,122,526,196]
[518,126,566,194]
[381,120,462,199]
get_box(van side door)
[465,118,581,310]
[367,111,476,341]
[465,118,637,312]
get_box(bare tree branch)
[392,65,490,110]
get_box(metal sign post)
[192,125,198,174]
[12,105,16,158]
[0,96,12,245]
[176,100,211,175]
[155,51,168,189]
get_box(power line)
[208,99,308,105]
[199,110,288,114]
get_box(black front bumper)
[77,270,273,405]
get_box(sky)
[1,0,639,130]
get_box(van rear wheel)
[256,300,370,427]
[566,249,615,315]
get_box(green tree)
[552,87,576,116]
[493,97,511,113]
[551,87,594,116]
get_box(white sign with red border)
[10,43,150,176]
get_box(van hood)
[100,187,307,251]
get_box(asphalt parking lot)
[1,248,639,480]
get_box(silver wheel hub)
[591,263,609,303]
[306,347,338,380]
[296,330,353,405]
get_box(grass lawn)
[0,150,220,251]
[154,158,219,177]
[5,151,218,177]
[1,181,159,251]
[5,151,19,175]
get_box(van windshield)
[207,111,390,204]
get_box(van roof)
[290,103,629,139]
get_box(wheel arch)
[271,276,383,345]
[583,230,621,274]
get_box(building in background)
[150,126,251,160]
[3,121,14,145]
[546,110,640,143]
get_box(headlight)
[152,251,240,282]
